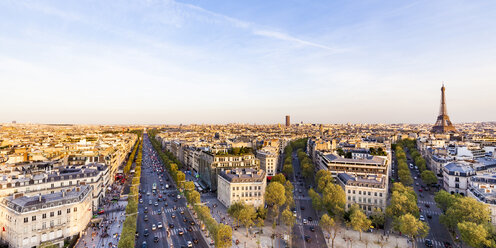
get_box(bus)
[152,183,157,190]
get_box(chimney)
[76,187,80,192]
[13,193,24,199]
[38,193,42,202]
[61,190,65,198]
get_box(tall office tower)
[431,84,457,133]
[285,115,290,127]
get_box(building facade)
[256,148,278,178]
[0,186,93,248]
[442,162,476,195]
[217,169,266,208]
[336,173,387,214]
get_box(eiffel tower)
[431,84,457,133]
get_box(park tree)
[320,213,340,248]
[458,221,492,248]
[184,181,195,191]
[317,170,334,193]
[386,191,419,218]
[255,206,267,220]
[348,205,371,240]
[175,171,186,188]
[282,163,293,177]
[186,190,201,205]
[396,213,429,248]
[284,181,295,209]
[421,170,438,185]
[265,182,286,222]
[440,196,491,231]
[398,169,413,186]
[322,184,346,217]
[282,207,296,248]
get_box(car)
[177,195,181,199]
[180,210,184,214]
[149,200,152,205]
[152,224,157,231]
[158,209,162,215]
[144,215,149,221]
[154,236,159,243]
[424,239,433,247]
[308,217,313,221]
[173,205,177,210]
[190,221,196,226]
[165,202,169,207]
[210,239,215,246]
[154,202,158,206]
[174,198,178,202]
[144,229,149,237]
[178,230,184,236]
[310,227,315,232]
[303,219,308,224]
[187,226,193,232]
[300,206,305,210]
[419,215,425,221]
[419,188,423,192]
[147,192,151,196]
[416,182,419,186]
[171,214,176,219]
[414,177,418,180]
[443,241,452,248]
[159,194,162,198]
[142,241,147,248]
[144,207,148,213]
[425,204,430,208]
[427,214,432,219]
[139,198,143,204]
[193,238,199,244]
[135,231,139,238]
[169,223,174,228]
[183,218,188,222]
[187,241,193,247]
[304,235,311,243]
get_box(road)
[404,148,453,248]
[290,151,327,248]
[136,134,208,248]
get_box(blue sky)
[0,0,495,124]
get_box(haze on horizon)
[1,0,495,125]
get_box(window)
[379,193,383,197]
[42,213,47,219]
[24,217,28,223]
[455,177,460,182]
[74,207,77,212]
[374,192,377,197]
[32,216,36,221]
[50,212,54,217]
[67,208,71,214]
[42,222,46,229]
[58,210,62,216]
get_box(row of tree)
[183,181,233,247]
[123,134,140,174]
[434,190,496,247]
[147,130,186,187]
[118,136,143,248]
[395,144,414,186]
[386,183,428,248]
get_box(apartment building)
[467,175,496,226]
[0,163,108,211]
[256,148,278,178]
[442,162,476,195]
[336,173,387,214]
[0,185,92,248]
[217,168,266,208]
[319,153,389,177]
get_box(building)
[442,162,476,195]
[0,185,93,248]
[198,152,260,191]
[467,175,496,226]
[336,173,387,214]
[0,164,109,211]
[256,148,278,178]
[318,153,389,177]
[217,168,266,208]
[285,115,290,127]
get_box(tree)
[458,221,491,248]
[434,190,457,213]
[282,163,294,177]
[284,181,295,209]
[320,213,340,248]
[215,223,232,248]
[440,196,491,231]
[386,191,419,218]
[322,183,346,217]
[227,202,245,227]
[282,207,296,248]
[175,171,186,188]
[421,170,438,185]
[265,182,286,222]
[271,174,286,185]
[184,181,195,191]
[239,205,256,237]
[255,206,267,220]
[370,208,385,229]
[308,188,323,213]
[348,206,371,240]
[186,190,201,205]
[317,170,334,193]
[398,169,413,186]
[395,213,429,248]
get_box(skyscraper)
[431,84,457,133]
[285,115,290,127]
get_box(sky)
[0,0,495,125]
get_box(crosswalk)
[294,196,311,200]
[420,209,441,216]
[418,200,436,205]
[150,226,200,238]
[299,220,319,226]
[149,206,185,215]
[416,238,445,247]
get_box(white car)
[152,224,157,231]
[157,222,163,229]
[419,215,425,221]
[187,241,193,247]
[303,219,308,224]
[177,195,181,199]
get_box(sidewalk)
[331,228,409,248]
[76,184,128,248]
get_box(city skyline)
[1,0,495,124]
